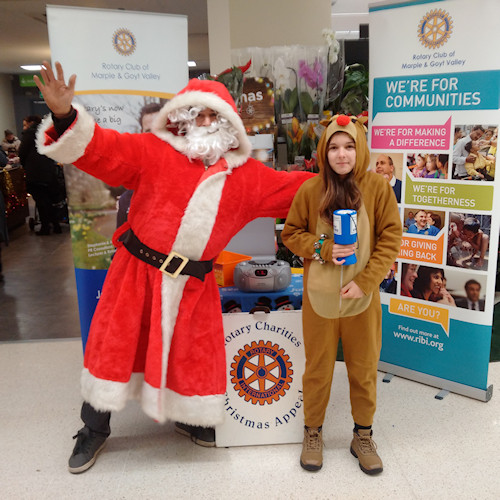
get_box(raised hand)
[33,60,76,117]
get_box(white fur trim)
[36,103,95,165]
[157,171,228,417]
[152,90,252,169]
[81,368,141,412]
[81,370,224,425]
[141,384,225,425]
[172,171,228,258]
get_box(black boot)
[175,422,215,447]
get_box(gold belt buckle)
[159,251,189,278]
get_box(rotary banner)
[369,0,498,401]
[46,6,188,348]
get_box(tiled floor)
[1,221,500,499]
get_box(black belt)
[121,229,213,281]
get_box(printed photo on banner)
[447,212,491,271]
[399,262,487,313]
[380,262,398,295]
[452,123,497,181]
[400,263,454,305]
[403,207,445,236]
[66,94,167,269]
[369,152,403,202]
[406,152,449,179]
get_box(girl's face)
[427,213,434,225]
[327,132,356,178]
[416,156,425,168]
[426,157,437,171]
[428,272,443,294]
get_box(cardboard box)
[214,250,252,287]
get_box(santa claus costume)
[37,79,312,427]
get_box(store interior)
[1,1,500,499]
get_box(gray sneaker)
[68,426,107,474]
[175,422,215,447]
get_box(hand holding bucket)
[333,209,357,265]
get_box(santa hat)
[152,79,252,170]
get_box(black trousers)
[26,181,60,230]
[81,402,111,436]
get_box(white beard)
[184,121,239,166]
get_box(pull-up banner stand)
[369,0,498,401]
[46,6,188,349]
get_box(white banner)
[46,6,188,347]
[369,0,498,400]
[47,6,187,96]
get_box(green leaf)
[300,92,314,117]
[287,88,299,113]
[340,91,364,116]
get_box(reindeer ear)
[320,118,332,127]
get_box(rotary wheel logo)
[418,9,453,49]
[112,28,137,56]
[230,340,293,405]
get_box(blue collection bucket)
[333,209,357,265]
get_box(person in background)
[0,148,8,168]
[19,115,62,235]
[0,189,8,282]
[407,209,439,236]
[453,125,485,178]
[401,263,418,297]
[422,154,443,179]
[411,266,456,306]
[478,129,494,154]
[461,217,489,269]
[282,114,402,475]
[34,61,314,474]
[116,102,163,228]
[374,153,401,202]
[427,212,442,230]
[453,126,463,146]
[455,279,485,311]
[463,140,495,181]
[404,211,415,229]
[380,263,397,294]
[436,154,449,178]
[1,129,21,156]
[411,153,426,178]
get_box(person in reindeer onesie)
[34,61,314,474]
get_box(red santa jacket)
[37,79,313,426]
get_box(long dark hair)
[318,134,362,223]
[412,266,445,301]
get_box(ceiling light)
[187,61,197,67]
[20,65,42,71]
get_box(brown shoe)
[300,426,323,471]
[350,429,383,475]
